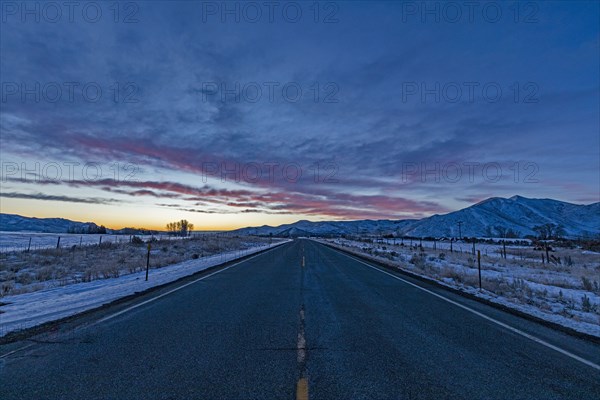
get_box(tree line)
[166,220,194,236]
[67,223,107,234]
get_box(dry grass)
[0,235,271,296]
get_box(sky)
[0,1,599,230]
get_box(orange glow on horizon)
[0,197,302,231]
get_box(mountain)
[236,219,415,237]
[0,214,160,235]
[404,196,600,238]
[2,196,598,238]
[234,196,600,238]
[0,214,105,233]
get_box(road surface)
[1,239,599,399]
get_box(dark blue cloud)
[1,1,598,221]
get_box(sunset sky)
[1,1,598,230]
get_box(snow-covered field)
[0,239,290,337]
[319,238,600,338]
[0,231,208,252]
[0,233,273,296]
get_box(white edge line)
[326,244,600,372]
[0,243,286,359]
[0,343,35,359]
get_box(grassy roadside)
[0,235,272,296]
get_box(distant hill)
[234,196,600,239]
[236,219,415,237]
[0,214,156,235]
[0,214,105,233]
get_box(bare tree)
[533,223,565,240]
[166,220,194,236]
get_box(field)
[0,231,198,252]
[0,233,273,296]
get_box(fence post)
[27,237,32,252]
[477,250,482,291]
[56,236,61,249]
[145,243,151,281]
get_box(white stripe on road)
[327,246,600,372]
[0,343,35,359]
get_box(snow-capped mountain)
[236,219,415,237]
[404,196,599,238]
[0,214,104,233]
[235,196,600,238]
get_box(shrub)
[582,276,593,291]
[440,267,462,283]
[131,236,144,244]
[581,295,592,312]
[83,268,99,282]
[35,266,54,281]
[1,282,14,295]
[101,266,120,279]
[192,254,200,259]
[565,255,573,266]
[410,254,426,269]
[15,272,34,285]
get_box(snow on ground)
[318,238,600,338]
[0,231,200,252]
[377,238,532,260]
[0,240,290,337]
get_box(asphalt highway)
[1,239,599,399]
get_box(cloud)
[0,1,598,221]
[0,192,120,205]
[13,177,446,219]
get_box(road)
[1,239,599,399]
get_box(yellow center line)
[296,378,309,400]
